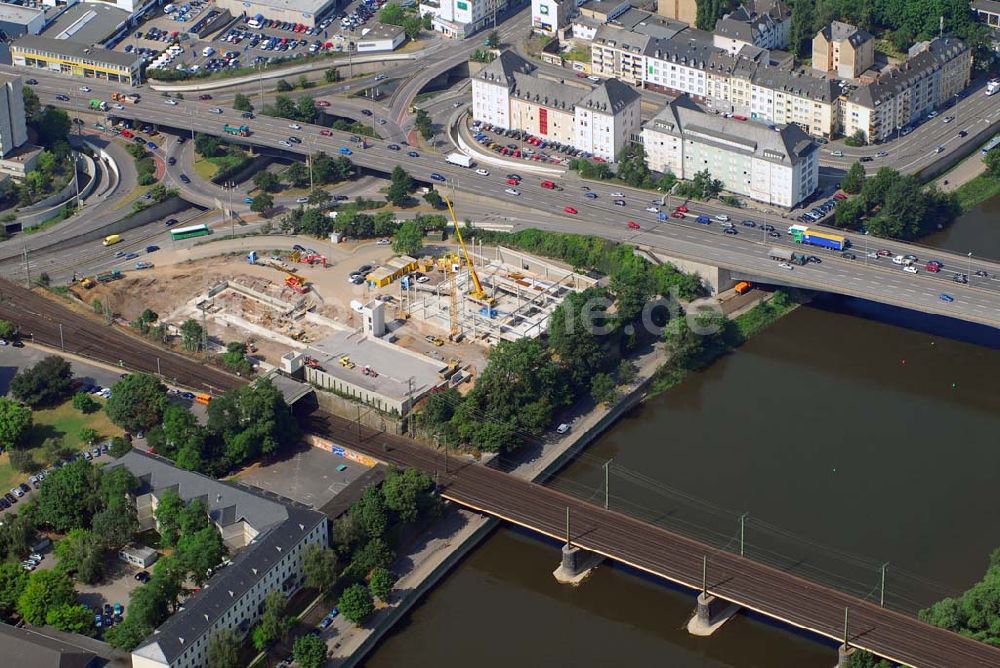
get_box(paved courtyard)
[234,442,369,509]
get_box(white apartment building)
[421,0,507,38]
[472,50,641,160]
[0,74,28,158]
[712,0,791,54]
[642,96,818,207]
[119,451,329,668]
[531,0,573,35]
[842,37,973,143]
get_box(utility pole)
[443,434,449,474]
[843,607,850,649]
[156,357,161,376]
[603,458,612,510]
[739,512,749,557]
[879,562,889,608]
[702,555,708,596]
[58,323,64,350]
[565,507,572,549]
[21,246,30,288]
[258,62,265,110]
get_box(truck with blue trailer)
[787,224,848,251]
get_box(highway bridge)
[18,80,1000,330]
[1,277,998,668]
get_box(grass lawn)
[954,173,1000,211]
[0,400,124,491]
[193,153,247,182]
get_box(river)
[361,203,1000,667]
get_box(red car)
[925,263,941,273]
[316,100,331,108]
[593,156,606,163]
[674,205,688,213]
[670,211,685,219]
[506,177,520,185]
[876,249,892,257]
[564,206,578,214]
[833,192,847,200]
[627,221,640,230]
[320,129,332,136]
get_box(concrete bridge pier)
[553,542,603,585]
[687,557,740,636]
[836,643,855,667]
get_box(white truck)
[446,153,472,168]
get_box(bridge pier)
[552,543,603,586]
[836,644,855,667]
[686,592,740,636]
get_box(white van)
[202,46,214,57]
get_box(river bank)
[934,148,1000,211]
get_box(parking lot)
[469,119,595,167]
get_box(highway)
[1,278,998,668]
[19,81,999,328]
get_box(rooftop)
[645,95,817,165]
[40,2,130,45]
[819,20,873,47]
[12,35,140,68]
[307,330,446,402]
[0,2,44,26]
[357,22,405,41]
[233,0,334,15]
[0,622,129,668]
[971,0,1000,13]
[117,451,327,666]
[847,37,969,109]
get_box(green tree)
[206,378,300,467]
[402,15,422,39]
[251,191,274,214]
[833,196,866,229]
[841,162,866,194]
[252,591,291,651]
[338,583,374,624]
[221,341,252,376]
[55,528,105,583]
[293,633,328,668]
[17,569,76,625]
[207,629,241,668]
[386,165,414,206]
[485,30,500,48]
[353,486,389,539]
[36,459,101,533]
[276,78,293,92]
[302,544,338,593]
[590,372,618,406]
[233,93,254,113]
[78,427,98,445]
[846,649,893,668]
[985,148,1000,179]
[93,504,138,551]
[307,187,330,205]
[369,566,396,601]
[382,467,437,523]
[176,526,226,585]
[22,85,40,117]
[109,435,132,458]
[72,391,99,414]
[180,318,205,353]
[46,602,95,636]
[0,562,30,617]
[423,190,443,208]
[296,95,317,122]
[8,449,36,474]
[349,537,396,579]
[844,129,867,147]
[155,489,185,547]
[253,170,281,193]
[617,359,638,385]
[105,617,153,651]
[392,220,423,255]
[324,67,341,83]
[380,2,405,24]
[0,397,32,449]
[194,134,220,157]
[10,355,73,407]
[0,319,15,339]
[615,144,652,188]
[104,373,166,433]
[422,11,433,29]
[284,161,310,188]
[33,107,71,147]
[788,0,816,59]
[414,109,433,140]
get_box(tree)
[251,191,274,214]
[840,162,865,195]
[0,319,15,339]
[180,319,205,353]
[423,190,443,208]
[590,372,618,406]
[252,591,291,651]
[402,15,422,39]
[369,567,396,601]
[46,602,95,636]
[422,11,433,29]
[788,0,816,59]
[253,170,281,193]
[194,134,220,157]
[617,359,638,385]
[206,378,300,467]
[276,78,293,92]
[350,537,395,578]
[485,30,500,48]
[36,460,101,533]
[324,67,341,83]
[392,220,423,255]
[22,85,40,117]
[0,563,30,618]
[109,435,131,458]
[414,109,433,140]
[104,373,166,433]
[93,505,138,552]
[833,196,866,229]
[0,397,32,449]
[17,569,75,625]
[353,486,389,539]
[380,2,405,24]
[284,161,310,189]
[155,489,185,547]
[10,355,73,407]
[33,107,71,147]
[382,467,437,523]
[338,583,374,624]
[296,96,317,122]
[985,148,1000,179]
[8,449,36,474]
[78,427,98,445]
[72,391,99,414]
[207,629,241,668]
[105,617,153,651]
[386,165,413,206]
[615,144,652,188]
[844,129,867,147]
[303,544,338,593]
[233,93,254,113]
[176,526,226,585]
[293,633,328,668]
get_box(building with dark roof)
[109,451,328,668]
[843,37,972,142]
[472,49,641,160]
[10,35,142,85]
[972,0,1000,31]
[812,21,874,78]
[712,0,791,53]
[0,624,102,668]
[642,95,818,207]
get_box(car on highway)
[900,126,913,136]
[627,221,640,230]
[942,116,954,123]
[903,265,918,274]
[475,168,490,176]
[723,227,738,235]
[209,107,223,114]
[925,262,941,272]
[114,250,126,258]
[124,253,139,261]
[165,99,178,106]
[613,199,626,206]
[741,219,756,227]
[841,252,856,260]
[875,151,888,158]
[830,150,844,157]
[179,174,191,184]
[585,192,598,199]
[295,197,309,203]
[609,192,624,197]
[316,100,331,107]
[934,146,944,154]
[198,94,213,100]
[279,140,292,147]
[79,86,91,92]
[939,293,954,302]
[289,123,302,129]
[953,273,968,284]
[145,245,159,253]
[958,130,968,138]
[645,206,660,213]
[56,94,69,101]
[339,147,352,155]
[288,136,302,144]
[320,129,332,136]
[430,173,446,181]
[806,255,821,264]
[927,110,939,118]
[564,206,578,214]
[859,156,873,162]
[714,214,730,222]
[387,143,399,150]
[164,218,179,226]
[361,109,373,116]
[769,231,781,238]
[696,215,711,224]
[504,188,519,196]
[778,262,794,270]
[407,151,419,158]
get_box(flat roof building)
[41,2,131,45]
[212,0,339,27]
[11,34,142,85]
[355,22,406,51]
[0,73,28,158]
[0,3,46,38]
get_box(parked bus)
[169,223,210,241]
[981,135,1000,156]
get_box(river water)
[362,202,1000,668]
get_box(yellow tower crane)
[443,194,494,306]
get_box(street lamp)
[968,251,973,284]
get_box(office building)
[0,73,28,159]
[421,0,507,38]
[812,21,874,79]
[473,50,641,160]
[531,0,572,36]
[642,95,818,207]
[11,35,143,85]
[842,37,972,142]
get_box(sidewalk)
[934,150,987,192]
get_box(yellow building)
[367,255,417,287]
[11,35,142,86]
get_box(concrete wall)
[644,248,734,295]
[313,388,407,435]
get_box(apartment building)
[712,0,791,53]
[531,0,572,35]
[842,37,972,143]
[473,50,640,160]
[0,74,28,159]
[591,24,651,84]
[812,21,874,79]
[421,0,507,38]
[642,96,818,207]
[655,0,696,26]
[119,451,328,668]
